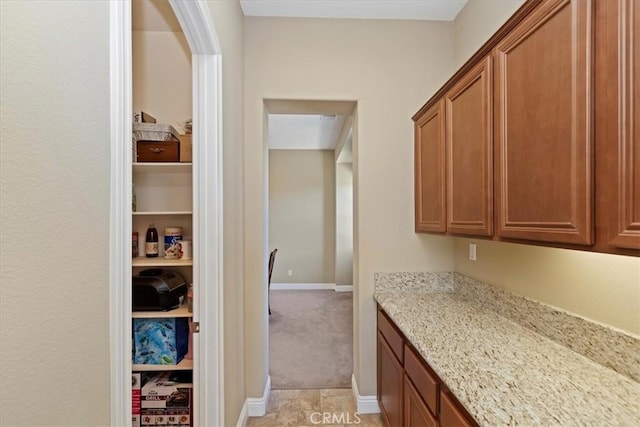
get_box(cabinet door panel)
[415,101,446,233]
[404,376,437,427]
[495,0,593,244]
[378,332,404,427]
[445,56,493,236]
[440,391,473,427]
[610,0,640,249]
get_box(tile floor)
[246,388,385,427]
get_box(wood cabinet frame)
[445,56,493,236]
[415,101,446,233]
[494,0,594,245]
[412,0,639,256]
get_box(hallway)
[269,290,352,389]
[246,389,384,426]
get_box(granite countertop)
[374,274,640,426]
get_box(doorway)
[265,100,356,390]
[109,1,223,425]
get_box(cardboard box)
[141,408,190,426]
[142,372,192,409]
[179,134,192,163]
[141,372,192,426]
[132,373,142,427]
[133,318,189,365]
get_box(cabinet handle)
[149,147,165,154]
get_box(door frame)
[109,1,224,425]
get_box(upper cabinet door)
[609,0,640,249]
[415,101,446,233]
[494,0,594,245]
[445,56,493,237]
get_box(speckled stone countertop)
[374,272,640,426]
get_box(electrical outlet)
[469,243,477,261]
[287,269,293,277]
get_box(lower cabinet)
[377,331,404,427]
[377,306,476,427]
[440,390,473,427]
[405,375,437,427]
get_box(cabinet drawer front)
[377,310,404,363]
[137,141,180,162]
[404,345,438,417]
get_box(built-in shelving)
[132,257,193,267]
[132,305,193,319]
[133,211,193,216]
[132,358,193,372]
[133,162,192,173]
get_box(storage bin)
[133,123,181,163]
[133,317,189,365]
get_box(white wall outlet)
[287,269,293,277]
[469,243,477,261]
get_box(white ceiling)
[240,0,468,21]
[269,114,347,150]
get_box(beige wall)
[453,0,640,335]
[244,17,456,397]
[132,30,192,125]
[454,0,525,67]
[269,150,336,283]
[0,1,111,425]
[335,162,354,286]
[206,0,246,425]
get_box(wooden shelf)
[132,257,193,267]
[133,211,192,216]
[132,305,193,318]
[133,162,192,173]
[132,358,193,372]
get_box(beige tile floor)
[246,389,385,427]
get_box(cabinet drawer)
[136,140,180,162]
[404,344,439,417]
[377,309,404,364]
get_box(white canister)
[178,240,192,260]
[164,227,183,259]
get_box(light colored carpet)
[269,290,353,390]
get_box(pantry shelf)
[132,305,193,319]
[132,358,193,372]
[132,257,193,267]
[133,211,193,216]
[133,162,192,173]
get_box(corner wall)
[0,1,111,424]
[206,0,246,424]
[244,17,456,398]
[453,0,640,335]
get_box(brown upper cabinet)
[413,0,639,256]
[445,56,493,237]
[596,0,640,251]
[415,101,446,233]
[494,0,593,245]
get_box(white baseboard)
[235,402,248,427]
[236,375,271,426]
[271,283,353,292]
[351,374,380,414]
